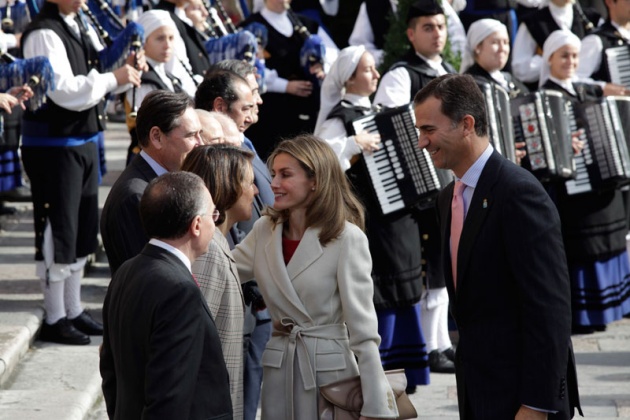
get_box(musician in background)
[461,19,528,164]
[238,0,338,160]
[512,0,600,88]
[373,0,456,377]
[20,0,143,345]
[540,29,630,333]
[416,73,581,420]
[184,0,210,34]
[125,10,191,165]
[576,0,630,95]
[315,45,432,394]
[156,0,210,79]
[348,0,466,68]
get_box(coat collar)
[264,223,323,321]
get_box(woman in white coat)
[232,135,399,420]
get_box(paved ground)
[0,122,629,419]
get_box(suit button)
[422,234,429,240]
[199,52,203,57]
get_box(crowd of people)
[1,0,629,418]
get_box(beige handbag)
[318,369,418,419]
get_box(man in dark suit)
[100,171,232,419]
[100,90,203,274]
[414,74,582,419]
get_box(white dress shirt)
[577,21,630,80]
[22,11,130,112]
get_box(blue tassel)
[205,30,257,66]
[25,0,40,18]
[98,22,144,72]
[254,57,265,93]
[243,22,268,49]
[300,33,325,74]
[0,56,56,111]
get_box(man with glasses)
[100,171,232,419]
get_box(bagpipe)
[0,52,55,111]
[201,0,257,66]
[285,4,325,83]
[79,0,144,72]
[1,0,32,34]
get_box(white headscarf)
[460,18,508,74]
[137,10,177,41]
[315,45,366,134]
[539,29,581,87]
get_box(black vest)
[141,64,183,93]
[391,50,456,99]
[523,5,592,49]
[463,0,514,12]
[156,0,209,77]
[21,1,105,137]
[465,63,529,96]
[590,20,630,83]
[365,0,393,50]
[240,12,319,80]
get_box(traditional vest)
[523,5,592,49]
[21,1,105,138]
[590,20,629,83]
[391,49,456,99]
[240,12,319,80]
[365,0,393,50]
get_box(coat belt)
[272,318,348,420]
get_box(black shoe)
[442,347,456,362]
[405,385,417,395]
[39,318,90,345]
[571,325,596,335]
[429,349,456,373]
[70,310,103,335]
[0,204,17,215]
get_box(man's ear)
[406,27,414,43]
[149,126,163,149]
[461,114,476,136]
[190,215,202,238]
[213,97,227,113]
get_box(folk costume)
[540,30,630,329]
[21,0,131,343]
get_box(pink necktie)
[450,181,466,288]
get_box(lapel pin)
[483,199,488,209]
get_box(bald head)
[195,109,225,145]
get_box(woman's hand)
[603,82,627,97]
[571,129,585,155]
[286,80,313,97]
[355,131,381,154]
[514,141,526,166]
[309,62,325,80]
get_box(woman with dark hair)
[181,144,258,420]
[233,134,399,420]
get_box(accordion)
[477,81,516,163]
[565,96,630,195]
[605,45,630,88]
[511,90,576,182]
[352,104,451,215]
